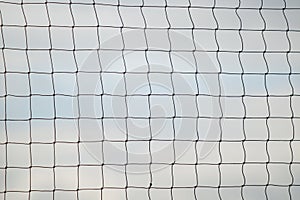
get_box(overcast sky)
[0,0,300,199]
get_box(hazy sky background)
[0,0,300,199]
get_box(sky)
[0,0,300,199]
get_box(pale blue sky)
[0,0,300,199]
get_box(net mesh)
[0,0,300,199]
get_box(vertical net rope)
[0,0,299,199]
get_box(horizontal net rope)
[0,0,299,200]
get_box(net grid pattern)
[0,0,299,200]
